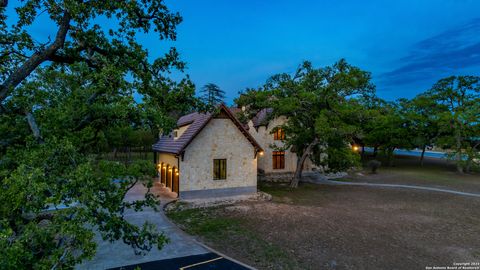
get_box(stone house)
[152,105,319,199]
[152,104,263,199]
[245,108,319,181]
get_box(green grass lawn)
[345,155,480,193]
[166,206,301,269]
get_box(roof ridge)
[152,104,263,154]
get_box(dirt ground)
[168,158,480,270]
[170,184,480,270]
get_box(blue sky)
[6,0,480,103]
[160,0,480,103]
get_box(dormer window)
[173,130,178,138]
[273,128,285,140]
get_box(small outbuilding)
[152,104,263,199]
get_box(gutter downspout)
[176,155,180,198]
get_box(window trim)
[273,128,285,140]
[213,159,227,180]
[272,151,285,169]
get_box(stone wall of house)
[247,116,318,176]
[179,118,257,194]
[157,153,178,168]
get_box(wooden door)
[161,164,166,185]
[166,166,172,188]
[172,168,179,194]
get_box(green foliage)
[323,141,361,172]
[200,83,225,111]
[0,138,167,269]
[426,76,480,173]
[0,1,197,268]
[361,100,413,166]
[237,60,373,181]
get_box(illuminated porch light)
[352,145,359,151]
[258,151,264,156]
[175,172,179,176]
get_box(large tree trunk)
[455,134,464,173]
[387,147,395,167]
[290,138,318,188]
[420,144,426,167]
[465,158,472,174]
[465,142,480,174]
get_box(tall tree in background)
[237,60,375,187]
[362,100,413,166]
[200,83,225,110]
[427,76,480,173]
[0,1,195,268]
[400,95,441,166]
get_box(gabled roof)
[252,108,274,127]
[152,104,263,155]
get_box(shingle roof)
[252,108,274,127]
[152,104,263,154]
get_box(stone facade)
[156,117,258,199]
[180,118,257,195]
[247,115,319,181]
[158,153,178,168]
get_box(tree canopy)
[236,59,375,187]
[200,83,225,111]
[426,76,480,173]
[0,1,197,268]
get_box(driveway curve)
[77,183,208,269]
[318,179,480,198]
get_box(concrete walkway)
[317,179,480,198]
[77,183,208,270]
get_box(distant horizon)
[5,0,480,104]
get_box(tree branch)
[0,11,71,102]
[26,111,44,143]
[0,0,7,8]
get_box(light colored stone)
[247,116,321,176]
[156,118,258,199]
[165,191,272,212]
[181,118,257,192]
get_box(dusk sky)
[6,0,480,104]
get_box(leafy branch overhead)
[0,1,198,269]
[0,0,183,102]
